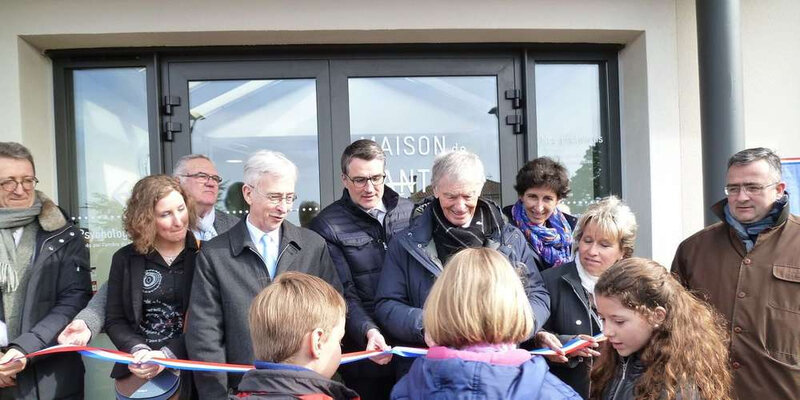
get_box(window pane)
[73,67,150,398]
[349,77,500,203]
[535,64,603,214]
[189,79,320,226]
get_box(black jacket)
[232,364,360,400]
[187,219,342,399]
[104,232,198,379]
[601,354,700,400]
[3,197,91,400]
[307,188,413,348]
[375,199,550,347]
[541,261,601,399]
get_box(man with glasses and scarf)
[375,149,550,378]
[308,139,413,399]
[57,154,240,347]
[673,147,800,400]
[0,142,91,399]
[186,150,341,399]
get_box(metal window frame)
[50,43,622,213]
[53,55,161,219]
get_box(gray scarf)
[0,196,42,292]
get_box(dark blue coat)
[308,187,413,347]
[374,200,550,348]
[391,350,581,400]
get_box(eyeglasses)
[0,177,38,192]
[249,185,298,205]
[345,174,386,188]
[181,172,222,185]
[724,182,779,196]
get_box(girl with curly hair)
[590,257,732,400]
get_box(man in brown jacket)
[672,147,800,400]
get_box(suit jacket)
[104,232,199,378]
[214,209,240,234]
[187,219,342,399]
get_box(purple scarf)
[511,200,573,268]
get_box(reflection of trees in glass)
[224,182,249,214]
[568,141,605,215]
[84,193,130,285]
[299,201,320,228]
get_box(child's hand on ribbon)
[568,334,601,359]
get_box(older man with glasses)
[308,139,413,399]
[672,147,800,399]
[186,150,341,399]
[57,154,241,348]
[0,142,91,399]
[375,150,550,378]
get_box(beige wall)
[1,0,797,263]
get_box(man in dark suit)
[57,155,240,346]
[186,150,342,399]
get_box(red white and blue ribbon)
[2,333,605,373]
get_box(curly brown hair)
[513,157,571,199]
[590,258,732,400]
[123,175,196,254]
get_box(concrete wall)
[1,0,797,264]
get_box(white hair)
[173,154,213,177]
[243,150,298,187]
[431,150,486,189]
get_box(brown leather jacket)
[672,199,800,400]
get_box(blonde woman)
[391,248,579,399]
[536,196,638,399]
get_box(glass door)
[330,57,522,206]
[163,60,333,226]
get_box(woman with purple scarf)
[503,157,577,271]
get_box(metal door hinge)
[505,89,522,109]
[163,96,181,115]
[163,122,182,142]
[506,114,523,134]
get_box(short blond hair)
[248,272,346,363]
[423,248,533,348]
[573,196,638,258]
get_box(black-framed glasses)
[724,182,779,196]
[249,185,298,205]
[0,177,38,192]
[181,172,222,185]
[345,174,386,188]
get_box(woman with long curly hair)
[590,258,732,400]
[105,175,198,399]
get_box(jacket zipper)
[611,358,629,400]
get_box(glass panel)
[73,67,150,398]
[535,64,603,214]
[349,77,500,203]
[189,79,320,226]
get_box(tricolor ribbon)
[2,333,605,373]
